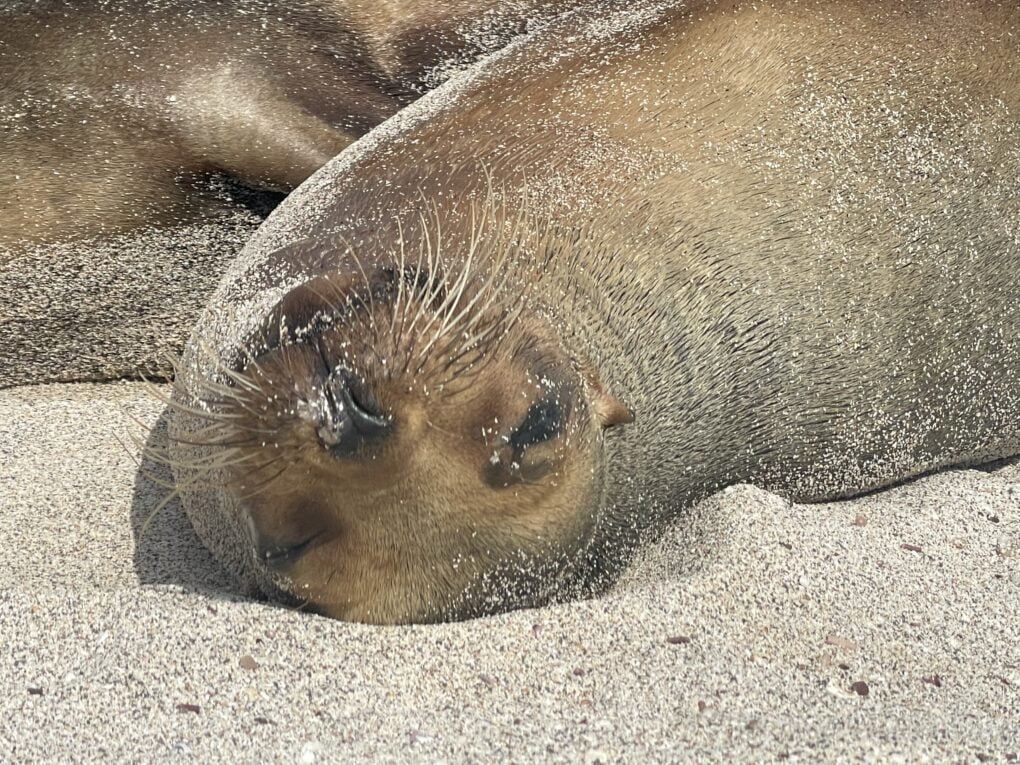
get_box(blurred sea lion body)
[0,0,578,386]
[0,0,578,248]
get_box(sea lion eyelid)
[507,396,565,450]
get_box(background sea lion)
[170,0,1020,623]
[0,0,584,248]
[0,0,578,386]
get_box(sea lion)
[0,0,579,388]
[0,0,578,249]
[169,0,1020,624]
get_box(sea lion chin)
[198,259,632,623]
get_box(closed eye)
[508,396,564,450]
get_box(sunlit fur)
[170,0,1020,623]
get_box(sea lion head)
[203,251,632,624]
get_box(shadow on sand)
[129,406,238,595]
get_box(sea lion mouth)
[314,363,392,457]
[244,512,322,571]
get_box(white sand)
[1,381,1016,761]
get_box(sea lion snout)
[190,260,630,622]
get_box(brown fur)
[0,0,579,249]
[171,0,1020,623]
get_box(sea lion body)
[0,0,578,387]
[0,0,578,249]
[171,0,1020,623]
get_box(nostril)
[338,374,390,434]
[316,368,392,456]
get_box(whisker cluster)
[145,184,560,518]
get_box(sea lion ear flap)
[594,390,635,429]
[575,357,635,429]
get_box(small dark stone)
[988,515,1000,523]
[407,729,428,745]
[697,700,708,713]
[976,754,991,763]
[176,703,201,714]
[852,514,868,527]
[573,668,586,677]
[666,635,692,645]
[900,543,923,553]
[921,675,943,688]
[254,716,272,725]
[850,681,869,697]
[27,687,43,696]
[778,541,793,550]
[239,655,259,671]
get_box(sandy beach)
[2,2,1019,758]
[1,381,1015,761]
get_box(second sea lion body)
[0,0,579,248]
[0,0,579,386]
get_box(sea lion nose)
[315,369,392,457]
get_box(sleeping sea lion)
[169,0,1020,623]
